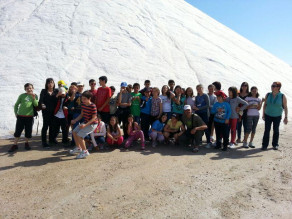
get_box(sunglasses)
[90,83,96,85]
[242,85,248,87]
[271,85,278,88]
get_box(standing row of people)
[10,78,288,159]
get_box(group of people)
[10,76,288,159]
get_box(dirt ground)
[0,123,292,219]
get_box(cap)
[58,80,66,85]
[184,105,191,111]
[76,82,84,86]
[60,87,66,94]
[171,113,178,118]
[121,82,127,87]
[214,90,227,98]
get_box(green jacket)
[14,93,39,116]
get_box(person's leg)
[41,113,49,143]
[250,116,259,143]
[272,116,282,148]
[237,117,243,141]
[125,135,135,148]
[150,131,158,142]
[262,114,272,149]
[52,117,60,143]
[157,133,165,143]
[60,118,68,143]
[140,113,148,139]
[230,118,237,144]
[214,122,222,148]
[106,137,114,145]
[136,130,145,148]
[193,130,203,148]
[222,123,229,151]
[163,132,170,143]
[208,114,215,141]
[243,116,252,146]
[23,117,33,149]
[242,113,248,137]
[116,136,124,145]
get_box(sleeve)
[151,120,159,130]
[108,87,112,99]
[211,103,217,115]
[14,94,22,115]
[33,94,39,107]
[238,97,248,111]
[92,104,97,116]
[194,115,205,127]
[225,103,232,120]
[39,89,45,105]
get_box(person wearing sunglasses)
[262,82,288,150]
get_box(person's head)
[181,88,186,96]
[228,86,238,98]
[185,87,193,97]
[68,85,77,96]
[99,76,108,86]
[271,81,281,92]
[97,113,102,122]
[89,79,96,89]
[24,83,34,94]
[71,82,77,86]
[249,86,259,98]
[77,82,84,92]
[127,84,133,93]
[168,79,175,90]
[196,84,204,94]
[208,84,215,94]
[110,116,118,126]
[171,113,178,122]
[133,83,140,93]
[212,81,221,91]
[81,91,92,104]
[183,105,192,116]
[240,82,249,93]
[59,87,67,98]
[144,88,151,97]
[120,82,128,92]
[110,86,116,96]
[45,78,55,90]
[58,80,66,88]
[127,114,134,124]
[152,87,160,97]
[159,113,168,123]
[144,80,151,88]
[174,85,182,96]
[215,91,225,102]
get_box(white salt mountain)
[0,0,291,137]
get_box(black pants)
[99,111,110,125]
[208,114,214,136]
[262,114,281,149]
[214,121,229,149]
[180,129,203,146]
[53,117,68,143]
[117,107,130,138]
[41,112,54,143]
[141,112,151,139]
[14,116,34,138]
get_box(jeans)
[41,112,54,143]
[214,122,229,148]
[237,112,247,139]
[140,112,151,139]
[262,114,281,148]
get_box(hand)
[284,117,288,125]
[63,106,68,110]
[79,124,86,129]
[225,119,229,124]
[71,107,75,110]
[191,128,197,135]
[98,107,103,112]
[235,107,240,113]
[218,108,223,113]
[71,120,76,125]
[262,115,265,121]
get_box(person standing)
[95,76,111,124]
[262,82,288,150]
[9,83,39,152]
[237,82,249,144]
[39,78,58,148]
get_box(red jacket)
[54,96,69,119]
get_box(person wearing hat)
[211,91,232,151]
[58,80,68,90]
[52,87,70,145]
[181,105,207,152]
[163,113,185,145]
[116,82,132,137]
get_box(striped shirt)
[81,103,98,124]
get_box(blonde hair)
[152,87,160,95]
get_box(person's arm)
[238,97,248,111]
[158,101,163,118]
[172,95,181,104]
[283,95,288,124]
[257,98,264,111]
[262,93,269,120]
[197,94,210,111]
[177,124,185,137]
[107,127,114,140]
[71,110,83,124]
[134,122,141,131]
[90,132,98,147]
[225,103,232,124]
[32,94,39,107]
[39,90,45,105]
[211,103,217,115]
[14,95,22,116]
[163,124,171,133]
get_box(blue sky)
[185,0,292,65]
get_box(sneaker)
[42,142,50,148]
[273,146,279,150]
[205,143,212,149]
[229,143,236,149]
[25,142,31,150]
[69,147,81,155]
[8,145,18,152]
[236,139,242,144]
[152,141,157,148]
[243,142,249,148]
[261,147,267,151]
[249,142,255,148]
[76,150,90,159]
[210,136,214,142]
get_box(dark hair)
[161,85,171,98]
[212,81,221,90]
[168,79,175,85]
[110,86,116,91]
[240,82,249,93]
[24,83,34,90]
[273,81,282,90]
[144,80,150,84]
[174,85,182,96]
[159,113,168,123]
[99,76,108,84]
[89,79,96,84]
[185,87,193,98]
[208,84,215,89]
[97,113,102,120]
[45,78,55,90]
[248,86,260,98]
[125,114,135,132]
[133,83,140,88]
[228,86,238,98]
[109,116,119,133]
[82,91,93,100]
[71,82,77,86]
